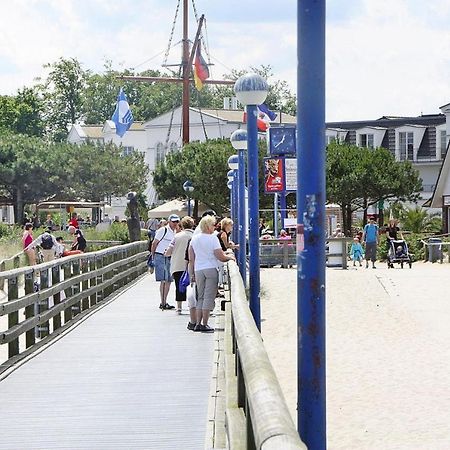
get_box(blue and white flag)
[111,88,134,138]
[258,103,277,121]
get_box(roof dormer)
[355,126,387,149]
[395,124,426,161]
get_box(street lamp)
[227,169,236,235]
[230,130,247,285]
[234,73,268,330]
[183,180,194,217]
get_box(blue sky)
[1,0,450,121]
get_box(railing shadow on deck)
[223,261,306,450]
[0,241,148,373]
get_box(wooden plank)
[0,274,215,449]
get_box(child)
[395,245,406,258]
[350,237,364,266]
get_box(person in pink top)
[22,223,36,265]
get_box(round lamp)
[234,73,269,106]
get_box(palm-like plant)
[399,206,441,234]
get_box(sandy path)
[260,262,450,450]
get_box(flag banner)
[258,103,277,121]
[243,111,270,132]
[111,88,134,138]
[193,45,210,91]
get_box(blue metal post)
[297,1,326,449]
[238,149,247,286]
[187,195,191,217]
[232,172,238,244]
[246,104,261,330]
[280,192,287,230]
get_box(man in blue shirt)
[362,217,379,268]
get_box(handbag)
[186,283,197,308]
[147,254,155,274]
[179,270,190,293]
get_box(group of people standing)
[149,210,236,333]
[22,212,87,265]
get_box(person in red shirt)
[68,212,79,228]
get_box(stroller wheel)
[401,262,404,269]
[409,262,412,269]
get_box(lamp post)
[234,73,268,330]
[297,1,326,448]
[227,169,237,238]
[230,130,247,285]
[183,180,194,217]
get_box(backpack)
[41,234,54,250]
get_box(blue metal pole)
[280,192,287,230]
[230,178,236,239]
[238,149,247,286]
[246,104,261,330]
[232,172,238,244]
[274,192,279,237]
[187,195,191,217]
[297,1,326,449]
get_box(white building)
[68,106,296,208]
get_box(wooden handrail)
[0,241,148,370]
[225,261,306,449]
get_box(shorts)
[365,242,377,261]
[154,254,173,282]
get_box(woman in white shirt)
[188,215,235,332]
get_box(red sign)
[264,158,284,193]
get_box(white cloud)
[1,0,450,123]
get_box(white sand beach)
[260,262,450,450]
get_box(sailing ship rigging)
[120,0,234,144]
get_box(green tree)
[326,143,422,234]
[152,138,272,216]
[0,133,68,222]
[0,88,44,137]
[38,57,89,141]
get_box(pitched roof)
[327,114,445,130]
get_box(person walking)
[27,227,58,262]
[22,223,36,265]
[151,214,180,310]
[362,217,379,269]
[68,226,87,252]
[188,215,235,333]
[165,216,195,317]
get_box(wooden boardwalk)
[0,274,215,449]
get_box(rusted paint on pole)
[297,0,327,448]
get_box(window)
[399,132,414,160]
[359,133,374,148]
[440,130,448,159]
[122,146,134,156]
[326,135,336,145]
[169,142,179,153]
[155,142,166,164]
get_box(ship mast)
[120,1,234,144]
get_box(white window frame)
[359,133,374,148]
[122,146,134,157]
[155,142,166,165]
[399,132,414,161]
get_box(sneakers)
[159,303,175,310]
[187,322,196,331]
[365,262,369,268]
[193,324,215,333]
[176,308,182,315]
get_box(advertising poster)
[264,157,284,193]
[284,158,297,191]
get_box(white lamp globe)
[227,180,233,190]
[234,73,269,106]
[227,170,235,181]
[230,129,248,150]
[228,154,239,170]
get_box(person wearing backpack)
[28,227,58,262]
[150,214,180,310]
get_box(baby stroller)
[387,239,412,269]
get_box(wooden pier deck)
[0,274,215,449]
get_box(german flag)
[193,45,209,91]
